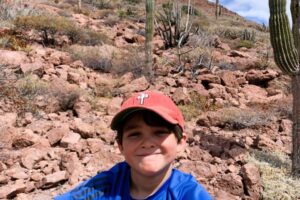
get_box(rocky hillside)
[0,0,299,199]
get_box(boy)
[55,91,212,200]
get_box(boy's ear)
[177,132,187,153]
[117,142,124,154]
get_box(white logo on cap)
[137,93,149,104]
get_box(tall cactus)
[145,0,155,78]
[215,0,221,19]
[78,0,82,11]
[269,0,300,176]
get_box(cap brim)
[110,108,144,130]
[110,107,178,130]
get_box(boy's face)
[118,112,187,177]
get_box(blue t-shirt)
[55,162,213,200]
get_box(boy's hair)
[116,110,183,144]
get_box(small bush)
[235,39,254,49]
[215,27,241,40]
[15,15,79,45]
[103,14,120,26]
[123,0,140,4]
[68,45,115,72]
[181,5,200,16]
[14,15,109,46]
[117,7,137,19]
[191,16,210,31]
[11,74,49,114]
[241,29,256,41]
[53,89,80,111]
[179,92,215,121]
[110,46,145,75]
[217,107,272,130]
[77,29,111,46]
[0,29,28,50]
[90,0,113,9]
[16,75,49,100]
[187,30,215,48]
[254,54,271,70]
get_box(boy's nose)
[141,137,155,148]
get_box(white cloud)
[208,0,292,26]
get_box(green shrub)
[117,7,136,19]
[181,5,200,16]
[91,0,113,9]
[123,0,140,4]
[235,39,254,49]
[14,15,109,46]
[216,27,241,40]
[241,29,256,41]
[14,15,79,45]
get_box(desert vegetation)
[0,0,299,199]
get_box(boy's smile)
[118,112,186,177]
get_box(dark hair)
[116,110,183,144]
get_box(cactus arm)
[269,0,299,75]
[291,0,300,58]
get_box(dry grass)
[1,74,84,114]
[0,1,42,28]
[67,44,116,72]
[16,74,49,99]
[179,92,217,121]
[216,107,273,130]
[248,150,300,200]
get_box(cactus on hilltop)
[78,0,82,11]
[269,0,300,176]
[145,0,155,78]
[215,0,221,19]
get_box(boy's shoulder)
[168,169,213,200]
[54,162,129,200]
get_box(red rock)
[21,148,47,170]
[72,118,96,138]
[36,171,68,189]
[73,99,92,118]
[60,132,81,147]
[46,124,69,146]
[0,180,26,199]
[241,163,262,199]
[107,97,123,115]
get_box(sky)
[208,0,292,26]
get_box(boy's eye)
[126,132,140,138]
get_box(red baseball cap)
[110,91,184,131]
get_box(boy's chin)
[136,163,171,177]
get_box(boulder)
[241,163,262,200]
[36,171,68,189]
